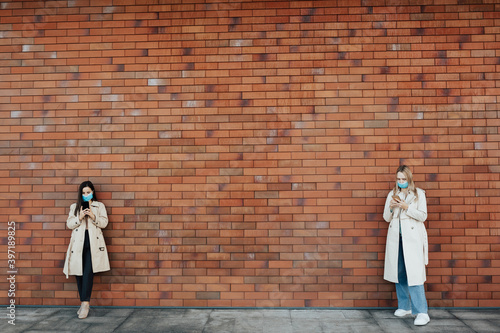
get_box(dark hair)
[74,181,97,216]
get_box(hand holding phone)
[80,201,96,221]
[391,195,408,210]
[390,195,401,210]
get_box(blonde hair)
[392,165,418,200]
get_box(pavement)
[2,307,499,333]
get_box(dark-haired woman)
[383,166,430,326]
[63,181,110,319]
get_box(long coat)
[63,201,110,278]
[383,188,428,286]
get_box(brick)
[1,0,498,309]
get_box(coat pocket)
[95,229,108,251]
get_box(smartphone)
[392,195,401,203]
[82,201,89,210]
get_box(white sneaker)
[394,309,412,317]
[414,313,430,326]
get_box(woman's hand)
[389,199,399,209]
[80,206,96,221]
[390,198,409,210]
[86,209,96,221]
[396,199,409,210]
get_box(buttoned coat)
[63,201,110,278]
[383,188,428,286]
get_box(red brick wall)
[1,0,499,308]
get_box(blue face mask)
[398,182,409,189]
[82,193,93,202]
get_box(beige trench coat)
[383,188,428,286]
[63,201,110,278]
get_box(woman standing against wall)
[63,181,110,319]
[383,166,430,326]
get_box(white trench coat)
[63,201,110,278]
[383,188,428,286]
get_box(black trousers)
[75,230,93,302]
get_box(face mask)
[398,182,409,189]
[82,193,93,202]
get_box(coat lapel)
[405,190,415,205]
[394,190,415,218]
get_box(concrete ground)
[2,307,499,333]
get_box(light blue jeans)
[396,236,428,314]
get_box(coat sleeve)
[405,189,427,223]
[383,192,394,223]
[66,203,82,230]
[90,202,109,229]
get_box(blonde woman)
[383,165,430,326]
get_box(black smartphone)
[82,201,89,210]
